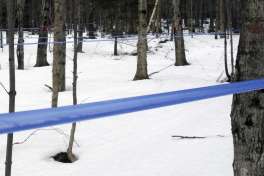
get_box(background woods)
[0,0,241,35]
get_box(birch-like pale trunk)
[147,0,159,33]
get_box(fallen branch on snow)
[172,135,226,140]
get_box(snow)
[0,33,239,176]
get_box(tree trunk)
[67,0,78,163]
[226,0,234,75]
[208,0,215,33]
[35,0,50,67]
[224,29,230,81]
[5,0,16,176]
[88,8,96,39]
[198,0,204,32]
[114,37,118,56]
[0,30,3,49]
[189,0,194,35]
[231,0,264,175]
[52,0,66,106]
[147,0,159,33]
[17,0,25,70]
[77,0,84,52]
[219,0,225,37]
[133,0,149,81]
[215,0,220,39]
[173,0,188,66]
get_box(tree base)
[133,75,149,81]
[175,62,190,66]
[52,152,77,163]
[34,63,50,67]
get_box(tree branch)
[172,135,226,139]
[0,82,9,95]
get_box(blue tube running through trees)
[0,79,264,134]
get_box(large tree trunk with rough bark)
[134,0,149,81]
[35,0,50,67]
[173,0,188,66]
[52,0,66,107]
[231,0,264,175]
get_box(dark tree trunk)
[173,0,188,66]
[226,0,235,75]
[134,0,149,80]
[219,0,225,37]
[114,37,118,56]
[0,30,3,49]
[198,0,204,32]
[5,0,16,176]
[224,29,231,81]
[88,8,96,39]
[231,0,264,175]
[208,0,215,33]
[35,0,50,67]
[215,0,220,39]
[77,0,84,52]
[17,0,25,70]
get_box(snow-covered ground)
[0,33,239,176]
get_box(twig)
[172,135,227,140]
[147,0,160,33]
[149,64,174,77]
[172,135,206,139]
[44,84,53,92]
[0,82,9,95]
[13,128,80,147]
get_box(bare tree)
[5,0,16,176]
[77,0,84,52]
[67,0,79,163]
[134,0,149,80]
[147,0,160,33]
[35,0,51,67]
[173,0,188,66]
[231,0,264,175]
[52,0,66,107]
[16,0,25,70]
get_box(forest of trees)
[0,0,241,35]
[1,0,264,176]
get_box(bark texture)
[35,0,50,67]
[17,0,25,70]
[52,0,66,107]
[133,0,149,80]
[173,0,188,66]
[53,0,66,94]
[231,0,264,175]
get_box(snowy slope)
[0,33,239,176]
